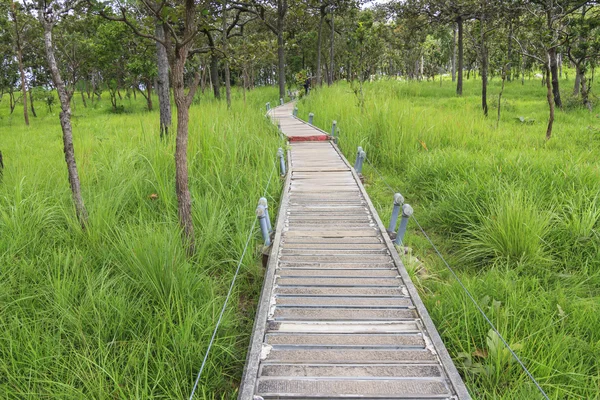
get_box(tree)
[566,5,600,110]
[37,0,88,226]
[9,0,29,125]
[94,0,212,255]
[233,0,290,100]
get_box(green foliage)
[298,77,600,399]
[0,87,283,399]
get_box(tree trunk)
[9,90,15,114]
[545,64,554,140]
[581,73,592,112]
[316,10,324,86]
[456,16,464,96]
[451,22,457,82]
[41,19,88,227]
[146,82,153,111]
[507,21,513,81]
[548,47,562,108]
[574,64,582,96]
[11,2,29,126]
[171,58,196,256]
[497,66,506,128]
[210,53,221,99]
[29,88,37,117]
[328,10,334,86]
[80,89,87,108]
[277,31,286,100]
[155,23,172,138]
[222,0,231,109]
[480,16,488,117]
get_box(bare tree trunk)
[155,23,172,138]
[480,15,488,117]
[210,53,221,99]
[451,22,456,82]
[222,0,231,109]
[41,19,88,227]
[80,88,87,108]
[146,82,153,110]
[328,9,334,86]
[171,58,198,256]
[316,9,324,86]
[581,73,592,112]
[11,2,29,126]
[574,64,582,95]
[456,16,464,96]
[29,88,37,117]
[497,66,506,128]
[548,47,562,108]
[277,31,286,99]
[545,64,554,140]
[507,21,513,81]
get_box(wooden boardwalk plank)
[238,103,471,400]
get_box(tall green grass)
[299,76,600,399]
[0,87,282,399]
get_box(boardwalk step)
[259,363,443,378]
[276,287,406,296]
[276,277,400,287]
[257,378,452,398]
[276,268,397,277]
[265,333,424,347]
[263,349,438,363]
[271,307,417,321]
[274,296,411,307]
[268,322,421,333]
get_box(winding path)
[239,102,470,399]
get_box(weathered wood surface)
[239,103,471,399]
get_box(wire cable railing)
[188,159,278,400]
[363,155,550,400]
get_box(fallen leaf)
[472,348,488,359]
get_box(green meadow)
[298,76,600,399]
[0,88,283,399]
[1,74,599,399]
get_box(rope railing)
[362,153,550,400]
[188,158,278,400]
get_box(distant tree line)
[1,0,598,253]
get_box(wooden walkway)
[239,102,470,399]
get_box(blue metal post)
[308,113,314,125]
[277,148,286,176]
[388,193,405,232]
[259,197,272,233]
[266,102,270,111]
[394,204,414,246]
[293,107,298,117]
[256,205,271,247]
[354,150,366,173]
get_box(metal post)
[354,150,366,173]
[266,102,270,111]
[277,147,286,176]
[293,107,298,117]
[308,113,314,125]
[259,197,272,233]
[280,98,284,106]
[256,205,271,247]
[388,193,405,232]
[331,120,337,137]
[354,147,362,168]
[394,204,414,246]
